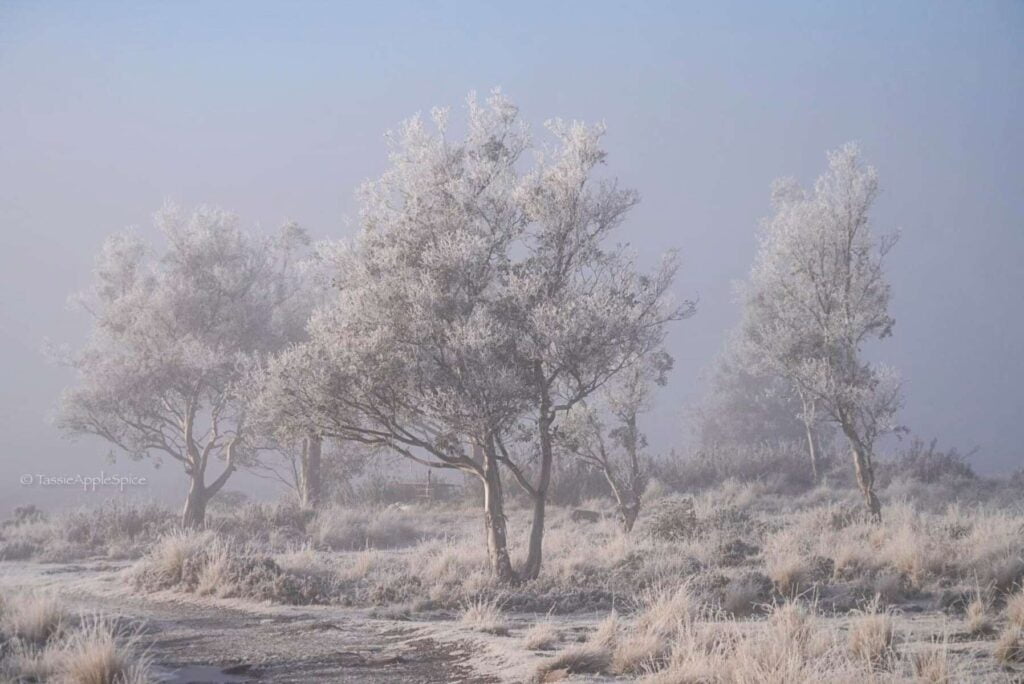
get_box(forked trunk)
[298,434,323,509]
[841,424,881,522]
[181,440,237,529]
[481,444,516,584]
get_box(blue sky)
[1,1,1021,508]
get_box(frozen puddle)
[153,664,253,683]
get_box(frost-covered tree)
[558,350,672,532]
[256,92,688,582]
[254,92,531,582]
[493,121,690,578]
[241,243,333,509]
[740,143,902,520]
[56,205,310,527]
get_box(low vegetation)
[3,451,1021,680]
[0,592,150,683]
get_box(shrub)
[880,438,977,485]
[12,505,46,525]
[638,496,698,542]
[0,501,172,562]
[650,443,834,495]
[308,506,428,551]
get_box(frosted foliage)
[260,91,687,473]
[242,91,688,579]
[740,143,902,515]
[58,204,311,475]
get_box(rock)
[570,509,602,523]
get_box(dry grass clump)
[421,536,490,586]
[58,615,151,684]
[758,500,1024,605]
[0,594,151,683]
[910,650,951,683]
[535,613,619,680]
[763,528,822,597]
[722,574,771,617]
[130,529,215,589]
[612,584,699,674]
[646,603,849,683]
[1,592,65,646]
[907,635,963,684]
[847,600,896,669]
[964,595,994,636]
[129,529,338,605]
[540,589,724,679]
[309,507,372,550]
[460,596,509,635]
[724,604,843,683]
[522,619,562,651]
[542,598,970,683]
[994,625,1024,665]
[954,510,1024,592]
[1004,588,1024,629]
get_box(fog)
[1,1,1021,513]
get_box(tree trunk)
[181,473,208,529]
[522,410,554,581]
[841,424,881,522]
[620,500,640,533]
[480,443,516,584]
[798,391,819,483]
[804,421,819,483]
[299,434,323,509]
[851,443,881,522]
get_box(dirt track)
[0,561,502,684]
